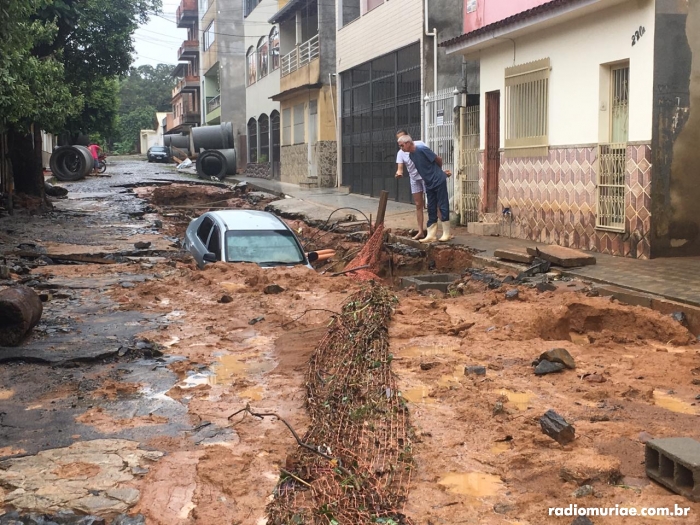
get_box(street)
[0,157,699,524]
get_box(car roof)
[208,210,288,231]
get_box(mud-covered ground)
[0,158,699,525]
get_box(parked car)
[183,210,318,269]
[147,146,171,163]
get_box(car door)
[191,216,215,268]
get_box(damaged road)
[0,158,699,524]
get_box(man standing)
[397,135,452,243]
[395,129,427,240]
[88,143,102,174]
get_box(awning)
[268,0,307,24]
[269,82,322,102]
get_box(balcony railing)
[176,0,198,28]
[207,95,221,114]
[178,40,199,61]
[280,34,319,78]
[172,75,201,98]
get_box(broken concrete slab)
[494,248,534,265]
[526,246,596,267]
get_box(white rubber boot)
[439,220,452,242]
[420,223,438,243]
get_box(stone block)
[646,437,700,501]
[494,248,534,264]
[399,273,460,293]
[467,222,500,236]
[527,246,596,267]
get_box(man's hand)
[395,171,403,179]
[445,169,452,177]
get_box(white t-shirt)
[396,140,426,181]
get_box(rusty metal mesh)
[343,223,385,281]
[266,284,414,525]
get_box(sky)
[132,1,187,67]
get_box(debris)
[526,246,596,267]
[218,295,233,304]
[0,285,43,346]
[0,265,10,279]
[249,316,264,325]
[465,365,486,376]
[134,241,152,250]
[505,289,519,300]
[534,360,565,375]
[646,437,700,502]
[572,484,594,498]
[494,248,534,264]
[45,181,69,197]
[583,373,606,383]
[120,282,135,289]
[540,410,576,445]
[538,348,576,369]
[492,402,505,415]
[447,321,475,336]
[420,362,439,371]
[571,517,594,525]
[493,502,515,514]
[670,311,689,327]
[263,284,285,295]
[515,258,551,280]
[536,281,557,293]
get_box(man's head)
[396,129,408,139]
[397,134,415,153]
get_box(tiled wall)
[280,142,337,187]
[480,144,652,259]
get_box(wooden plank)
[13,251,117,265]
[494,248,534,264]
[526,246,596,267]
[375,190,389,226]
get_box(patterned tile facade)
[477,144,652,259]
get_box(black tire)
[98,160,107,174]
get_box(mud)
[0,159,698,524]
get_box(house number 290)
[631,26,646,46]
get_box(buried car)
[184,210,317,269]
[147,145,171,163]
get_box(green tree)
[117,105,158,152]
[1,0,161,200]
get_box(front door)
[485,91,500,213]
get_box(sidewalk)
[234,176,700,309]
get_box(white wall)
[244,0,281,120]
[478,0,655,149]
[336,0,423,73]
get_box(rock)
[218,295,233,304]
[112,515,145,525]
[263,284,285,294]
[153,220,163,229]
[0,265,10,279]
[505,289,519,300]
[493,502,515,514]
[638,431,654,443]
[534,360,565,375]
[560,451,621,485]
[493,401,505,415]
[536,282,557,293]
[572,484,594,498]
[420,362,439,371]
[571,517,594,525]
[540,409,576,445]
[248,316,264,325]
[120,281,135,289]
[670,311,688,327]
[583,373,606,383]
[465,365,486,376]
[539,347,576,369]
[692,379,700,386]
[134,241,151,250]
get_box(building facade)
[443,0,700,258]
[244,0,282,179]
[336,0,464,204]
[269,0,338,188]
[170,0,201,134]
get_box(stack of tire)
[49,145,95,182]
[192,123,237,180]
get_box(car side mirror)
[203,252,218,263]
[307,251,319,263]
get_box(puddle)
[438,472,504,497]
[0,389,14,400]
[401,387,436,404]
[239,386,264,401]
[569,332,590,345]
[209,355,276,385]
[396,345,459,358]
[437,365,465,388]
[497,389,533,411]
[653,390,698,415]
[490,442,510,455]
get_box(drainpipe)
[424,0,438,97]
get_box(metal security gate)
[341,43,421,204]
[425,87,456,210]
[459,104,480,225]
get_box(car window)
[208,226,221,258]
[225,230,304,265]
[197,217,214,244]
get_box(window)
[259,114,270,163]
[282,108,291,145]
[342,0,360,26]
[293,104,305,144]
[246,47,256,86]
[367,0,383,12]
[203,22,215,51]
[504,57,550,157]
[248,118,258,163]
[244,0,260,17]
[257,37,269,80]
[610,65,629,143]
[269,27,280,71]
[271,110,280,162]
[197,217,214,244]
[225,230,304,265]
[208,226,221,259]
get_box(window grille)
[293,104,305,144]
[282,108,291,145]
[504,57,550,157]
[248,118,258,164]
[203,22,215,50]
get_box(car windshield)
[151,147,168,152]
[225,230,304,265]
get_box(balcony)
[178,40,199,61]
[207,95,221,113]
[172,110,201,129]
[172,75,201,98]
[176,0,198,28]
[281,34,319,77]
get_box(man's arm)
[395,163,404,178]
[435,156,443,168]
